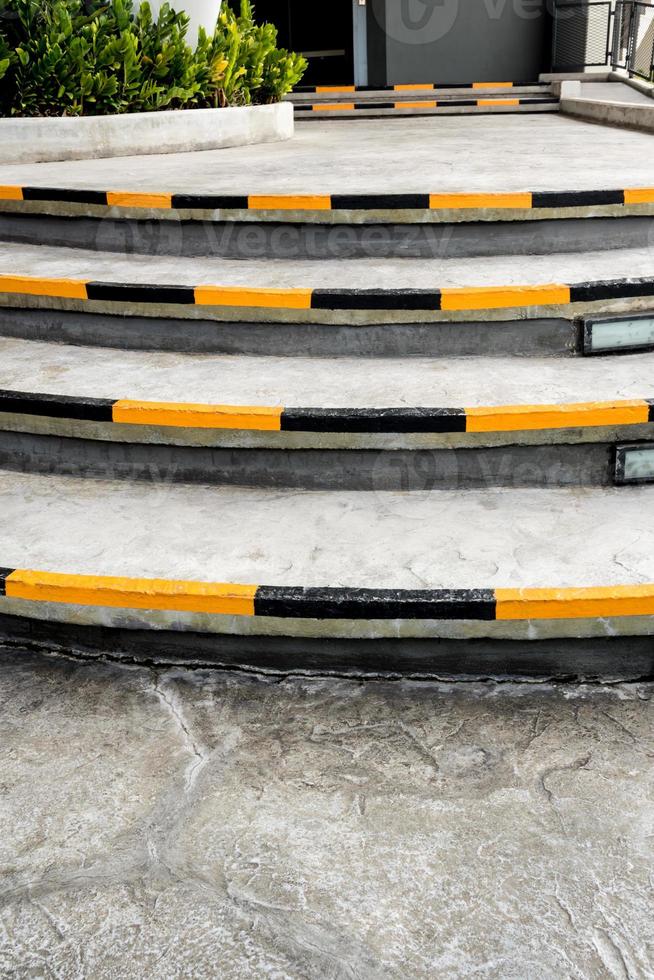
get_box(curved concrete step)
[3,182,650,228]
[1,117,652,243]
[2,243,654,328]
[0,337,651,488]
[0,470,653,670]
[3,336,653,409]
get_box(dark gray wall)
[371,0,550,85]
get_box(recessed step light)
[615,443,654,484]
[584,313,654,354]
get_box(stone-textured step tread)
[0,470,652,591]
[1,337,652,408]
[2,242,653,292]
[1,116,652,196]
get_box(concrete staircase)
[0,125,653,678]
[287,82,560,118]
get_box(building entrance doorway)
[255,0,355,85]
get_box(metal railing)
[552,0,654,81]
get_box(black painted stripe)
[518,98,559,106]
[86,282,195,304]
[0,568,14,597]
[22,187,108,206]
[281,407,466,433]
[532,190,625,209]
[354,101,396,109]
[648,400,654,423]
[311,289,441,311]
[171,194,249,210]
[0,390,114,421]
[331,194,430,210]
[254,586,497,620]
[569,277,654,303]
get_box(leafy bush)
[0,0,307,115]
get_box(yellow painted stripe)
[0,274,88,300]
[106,191,172,209]
[312,103,355,111]
[441,284,570,311]
[477,98,520,107]
[315,86,355,93]
[395,101,437,109]
[394,84,435,91]
[112,400,283,431]
[194,285,313,310]
[0,186,23,201]
[429,192,532,210]
[248,195,332,211]
[466,399,650,432]
[624,188,654,205]
[496,584,654,621]
[472,81,514,89]
[5,569,257,616]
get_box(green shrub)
[0,0,307,115]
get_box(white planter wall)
[0,102,294,164]
[149,0,222,47]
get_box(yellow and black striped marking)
[297,96,554,113]
[295,80,524,94]
[0,390,652,434]
[2,567,654,621]
[3,272,654,313]
[2,185,654,213]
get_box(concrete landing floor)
[0,652,653,978]
[1,337,653,407]
[0,471,652,589]
[579,81,654,106]
[0,114,653,194]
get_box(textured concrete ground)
[0,114,653,193]
[0,650,653,979]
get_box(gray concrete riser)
[2,294,644,328]
[5,200,654,225]
[4,212,654,259]
[0,308,581,356]
[0,429,628,490]
[2,614,653,680]
[3,415,649,453]
[3,596,654,643]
